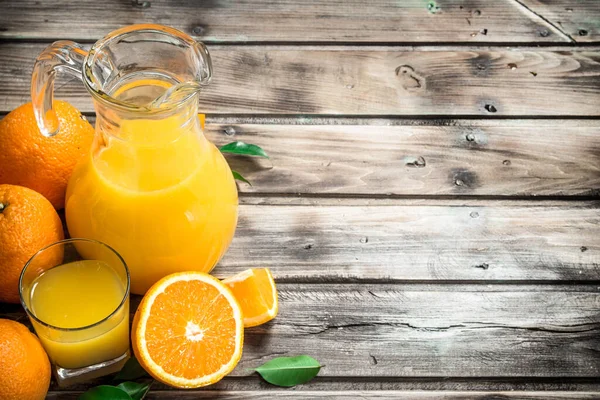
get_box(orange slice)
[132,272,243,388]
[223,268,278,327]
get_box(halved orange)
[223,268,278,327]
[131,272,243,388]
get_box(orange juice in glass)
[31,25,238,294]
[19,239,130,386]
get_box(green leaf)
[254,355,322,387]
[117,382,151,400]
[220,141,269,158]
[232,170,252,186]
[114,356,149,381]
[78,385,133,400]
[427,1,440,13]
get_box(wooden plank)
[0,0,576,43]
[56,117,599,197]
[45,390,600,399]
[8,200,600,282]
[4,115,599,197]
[217,201,600,282]
[45,376,600,392]
[139,393,598,400]
[48,199,600,282]
[5,284,600,378]
[2,44,600,116]
[517,0,600,43]
[204,120,600,197]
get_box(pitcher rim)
[82,23,207,114]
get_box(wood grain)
[0,0,577,43]
[2,2,599,397]
[517,0,600,43]
[42,375,600,393]
[5,284,600,378]
[11,200,600,282]
[51,117,599,197]
[2,43,600,116]
[45,390,600,399]
[213,201,600,282]
[204,120,600,197]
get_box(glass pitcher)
[31,24,238,295]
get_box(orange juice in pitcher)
[31,25,238,294]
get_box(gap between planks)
[45,375,600,393]
[45,390,600,399]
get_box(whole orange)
[0,101,94,209]
[0,184,64,303]
[0,319,51,400]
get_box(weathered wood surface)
[215,201,600,282]
[2,0,600,398]
[41,375,600,393]
[116,392,600,399]
[4,284,600,378]
[2,43,600,116]
[519,0,600,42]
[47,198,600,282]
[50,117,598,197]
[0,0,588,43]
[206,120,600,197]
[44,390,600,399]
[3,115,599,198]
[42,375,600,393]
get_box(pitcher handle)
[31,41,88,137]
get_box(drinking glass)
[19,238,130,386]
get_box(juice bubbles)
[27,260,129,369]
[65,107,238,295]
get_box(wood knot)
[192,26,205,35]
[131,0,151,8]
[405,156,426,168]
[395,65,425,93]
[484,104,497,113]
[450,169,480,190]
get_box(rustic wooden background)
[1,0,600,398]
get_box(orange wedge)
[223,268,278,327]
[131,272,243,388]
